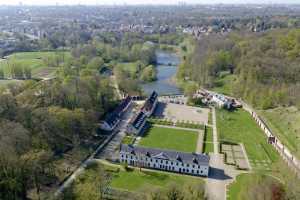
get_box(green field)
[110,168,203,192]
[217,109,279,169]
[203,126,214,153]
[0,51,70,78]
[139,126,198,152]
[258,107,300,159]
[227,173,282,200]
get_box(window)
[151,159,153,162]
[187,164,189,167]
[191,170,194,173]
[192,165,195,168]
[171,162,173,165]
[176,162,178,166]
[183,169,185,172]
[156,160,158,163]
[187,169,189,173]
[166,161,168,164]
[161,160,163,163]
[172,167,175,170]
[121,154,124,158]
[125,155,128,158]
[197,170,199,174]
[130,156,133,159]
[200,171,203,174]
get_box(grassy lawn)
[217,109,279,167]
[110,168,203,192]
[203,126,214,153]
[227,173,282,200]
[212,73,237,96]
[258,107,300,159]
[139,126,198,152]
[0,51,70,78]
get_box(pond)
[142,51,183,95]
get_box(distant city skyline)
[0,0,300,5]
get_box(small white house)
[120,144,210,177]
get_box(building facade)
[119,144,210,177]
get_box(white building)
[212,93,232,109]
[119,144,210,177]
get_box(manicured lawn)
[0,51,70,78]
[217,109,279,163]
[203,126,214,153]
[110,168,203,191]
[258,107,300,159]
[139,126,198,152]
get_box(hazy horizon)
[1,0,300,6]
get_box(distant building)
[126,111,147,135]
[142,91,158,117]
[212,93,232,109]
[120,144,210,177]
[101,96,132,131]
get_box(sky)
[0,0,299,5]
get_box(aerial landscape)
[0,1,300,200]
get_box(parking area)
[154,102,209,124]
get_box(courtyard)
[154,102,210,124]
[138,126,199,152]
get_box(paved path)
[196,130,204,153]
[153,124,201,132]
[212,107,219,154]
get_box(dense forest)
[178,29,300,109]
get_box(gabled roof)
[142,91,158,112]
[104,96,132,127]
[120,144,210,166]
[130,111,147,129]
[152,152,170,160]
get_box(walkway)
[212,107,219,154]
[152,124,201,132]
[196,130,204,153]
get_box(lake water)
[142,51,183,95]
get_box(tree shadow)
[153,102,167,117]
